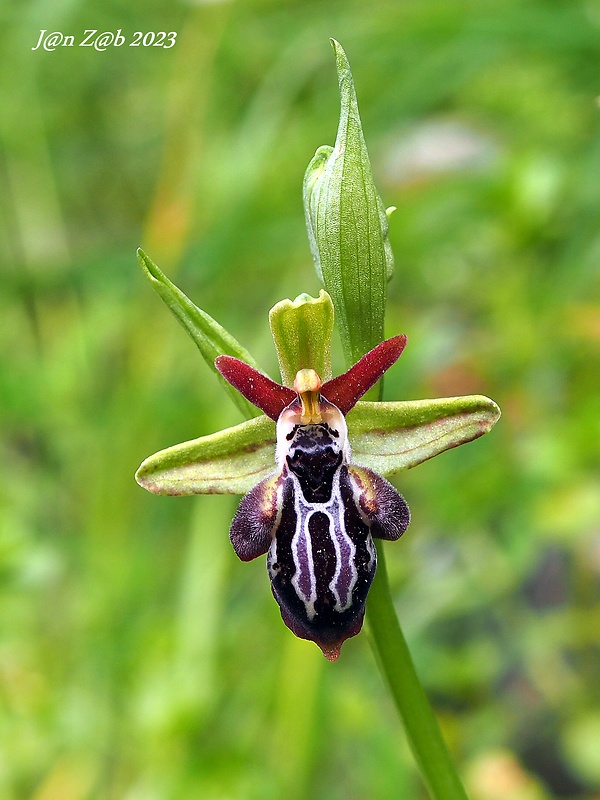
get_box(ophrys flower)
[215,336,410,660]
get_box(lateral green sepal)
[135,415,276,496]
[347,395,501,477]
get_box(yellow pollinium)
[293,369,323,424]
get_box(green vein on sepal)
[347,395,501,476]
[137,248,260,420]
[135,415,276,496]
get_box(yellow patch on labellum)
[351,466,379,512]
[259,474,280,515]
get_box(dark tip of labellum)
[215,335,407,421]
[323,613,366,660]
[312,618,365,661]
[320,642,342,662]
[278,601,364,661]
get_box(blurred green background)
[2,1,600,798]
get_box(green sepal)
[135,393,500,497]
[269,290,334,386]
[135,415,276,496]
[347,395,501,477]
[137,248,260,420]
[303,39,394,372]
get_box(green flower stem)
[368,541,470,800]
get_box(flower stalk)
[369,542,470,800]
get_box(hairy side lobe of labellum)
[215,336,410,660]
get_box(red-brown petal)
[321,335,407,414]
[215,356,295,421]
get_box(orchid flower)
[135,262,499,660]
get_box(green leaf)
[269,290,334,386]
[347,395,501,476]
[303,39,394,372]
[135,415,276,496]
[137,248,260,420]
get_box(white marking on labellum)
[290,476,318,621]
[285,469,360,619]
[326,487,357,613]
[267,479,286,575]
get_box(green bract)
[303,39,394,376]
[137,249,261,420]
